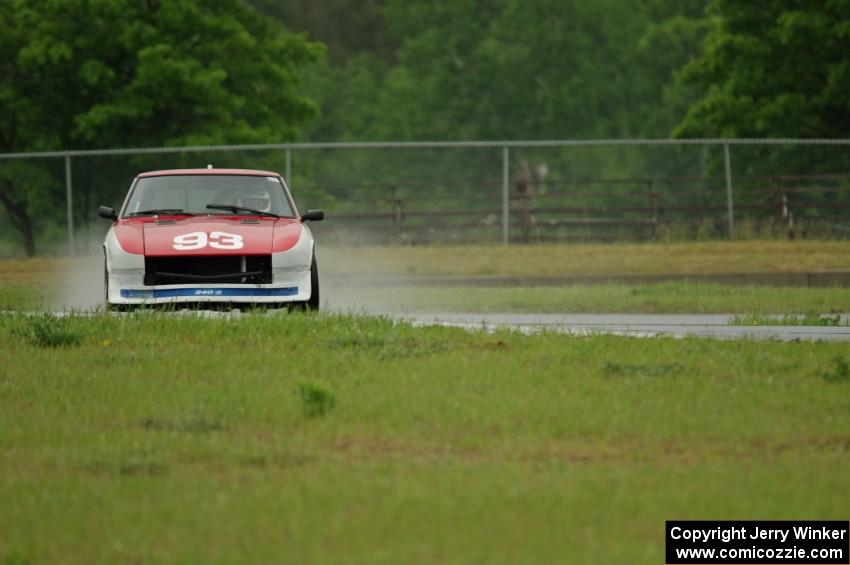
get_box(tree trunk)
[19,218,35,257]
[0,182,36,257]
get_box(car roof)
[137,168,280,178]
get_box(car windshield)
[123,175,295,217]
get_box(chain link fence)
[2,139,850,255]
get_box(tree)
[255,0,713,222]
[0,0,323,255]
[675,0,850,138]
[292,0,708,143]
[299,0,712,186]
[634,0,711,136]
[249,0,395,64]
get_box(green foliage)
[287,0,709,142]
[2,549,31,565]
[13,314,81,348]
[298,381,336,417]
[821,356,850,383]
[636,12,713,135]
[676,0,850,139]
[250,0,394,64]
[0,0,323,255]
[1,0,322,151]
[730,312,845,327]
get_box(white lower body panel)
[107,270,311,305]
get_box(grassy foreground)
[1,313,849,564]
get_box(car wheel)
[307,252,320,311]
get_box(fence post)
[390,185,403,243]
[65,153,74,255]
[723,143,735,238]
[285,147,292,189]
[502,145,510,245]
[646,179,658,238]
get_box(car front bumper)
[104,223,315,306]
[107,269,312,305]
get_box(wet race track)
[44,308,849,342]
[399,313,850,342]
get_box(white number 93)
[173,231,244,250]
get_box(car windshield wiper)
[127,209,194,217]
[206,204,279,218]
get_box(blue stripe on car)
[120,287,298,299]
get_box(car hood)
[139,216,301,256]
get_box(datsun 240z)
[99,168,324,310]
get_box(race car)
[98,168,323,310]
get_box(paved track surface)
[399,312,850,341]
[13,309,850,341]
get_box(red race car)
[99,168,323,310]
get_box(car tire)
[307,252,320,311]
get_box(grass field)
[1,312,849,564]
[321,240,850,277]
[6,239,850,281]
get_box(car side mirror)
[301,209,324,222]
[98,206,118,221]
